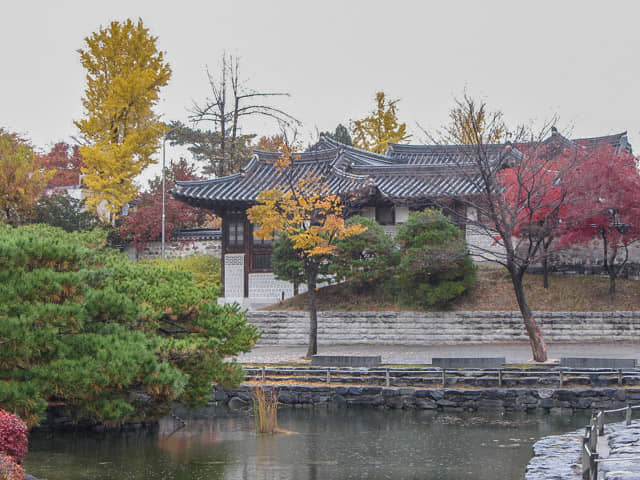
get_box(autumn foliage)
[0,410,28,463]
[0,454,23,480]
[351,91,411,154]
[36,142,85,188]
[248,148,365,357]
[75,18,171,218]
[556,143,640,295]
[120,159,213,250]
[0,129,53,225]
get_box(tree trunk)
[510,267,548,362]
[305,263,319,359]
[542,255,549,289]
[609,271,616,298]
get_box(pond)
[25,407,589,480]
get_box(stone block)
[560,357,637,369]
[311,355,381,367]
[432,357,506,369]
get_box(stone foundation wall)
[125,239,221,260]
[248,311,640,346]
[218,385,640,412]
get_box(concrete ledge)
[432,357,506,369]
[560,357,637,369]
[311,355,381,367]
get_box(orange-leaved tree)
[0,129,53,225]
[248,144,365,358]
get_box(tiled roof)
[543,128,631,153]
[385,143,521,166]
[172,131,633,211]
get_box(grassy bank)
[266,267,640,312]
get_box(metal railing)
[582,404,640,480]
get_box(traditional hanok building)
[171,131,632,308]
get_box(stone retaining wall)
[249,311,640,346]
[218,385,639,412]
[124,239,221,260]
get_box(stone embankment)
[216,385,640,412]
[249,311,640,346]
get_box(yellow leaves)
[351,91,411,154]
[0,129,53,224]
[248,174,367,260]
[75,18,171,219]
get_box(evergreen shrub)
[395,209,476,308]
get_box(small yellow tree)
[351,91,411,154]
[0,129,53,225]
[248,146,365,358]
[445,93,506,145]
[75,18,171,219]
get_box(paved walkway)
[236,342,640,364]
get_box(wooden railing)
[243,366,640,388]
[582,404,640,480]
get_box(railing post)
[326,368,331,384]
[442,369,446,387]
[498,368,502,387]
[589,453,598,480]
[589,422,598,454]
[618,368,623,386]
[558,370,563,387]
[261,366,265,382]
[385,368,390,387]
[581,436,590,480]
[626,403,632,425]
[597,411,604,436]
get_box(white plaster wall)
[224,254,245,300]
[248,273,296,302]
[395,206,409,223]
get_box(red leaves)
[0,409,28,464]
[0,454,24,480]
[120,159,213,251]
[557,143,640,249]
[36,142,85,189]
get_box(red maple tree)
[498,143,578,288]
[556,143,640,296]
[120,159,214,251]
[36,142,85,189]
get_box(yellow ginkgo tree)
[351,91,411,154]
[248,145,365,358]
[75,18,172,220]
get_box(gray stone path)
[525,421,640,480]
[601,423,640,480]
[236,342,640,364]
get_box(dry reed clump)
[253,384,278,434]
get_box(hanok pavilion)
[171,131,632,308]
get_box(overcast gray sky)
[2,0,639,180]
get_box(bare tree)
[433,95,576,362]
[189,54,299,176]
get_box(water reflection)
[26,407,589,480]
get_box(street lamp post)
[161,132,167,258]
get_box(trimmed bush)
[0,454,24,480]
[0,410,27,463]
[395,209,476,308]
[331,216,398,293]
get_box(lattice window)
[228,220,244,247]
